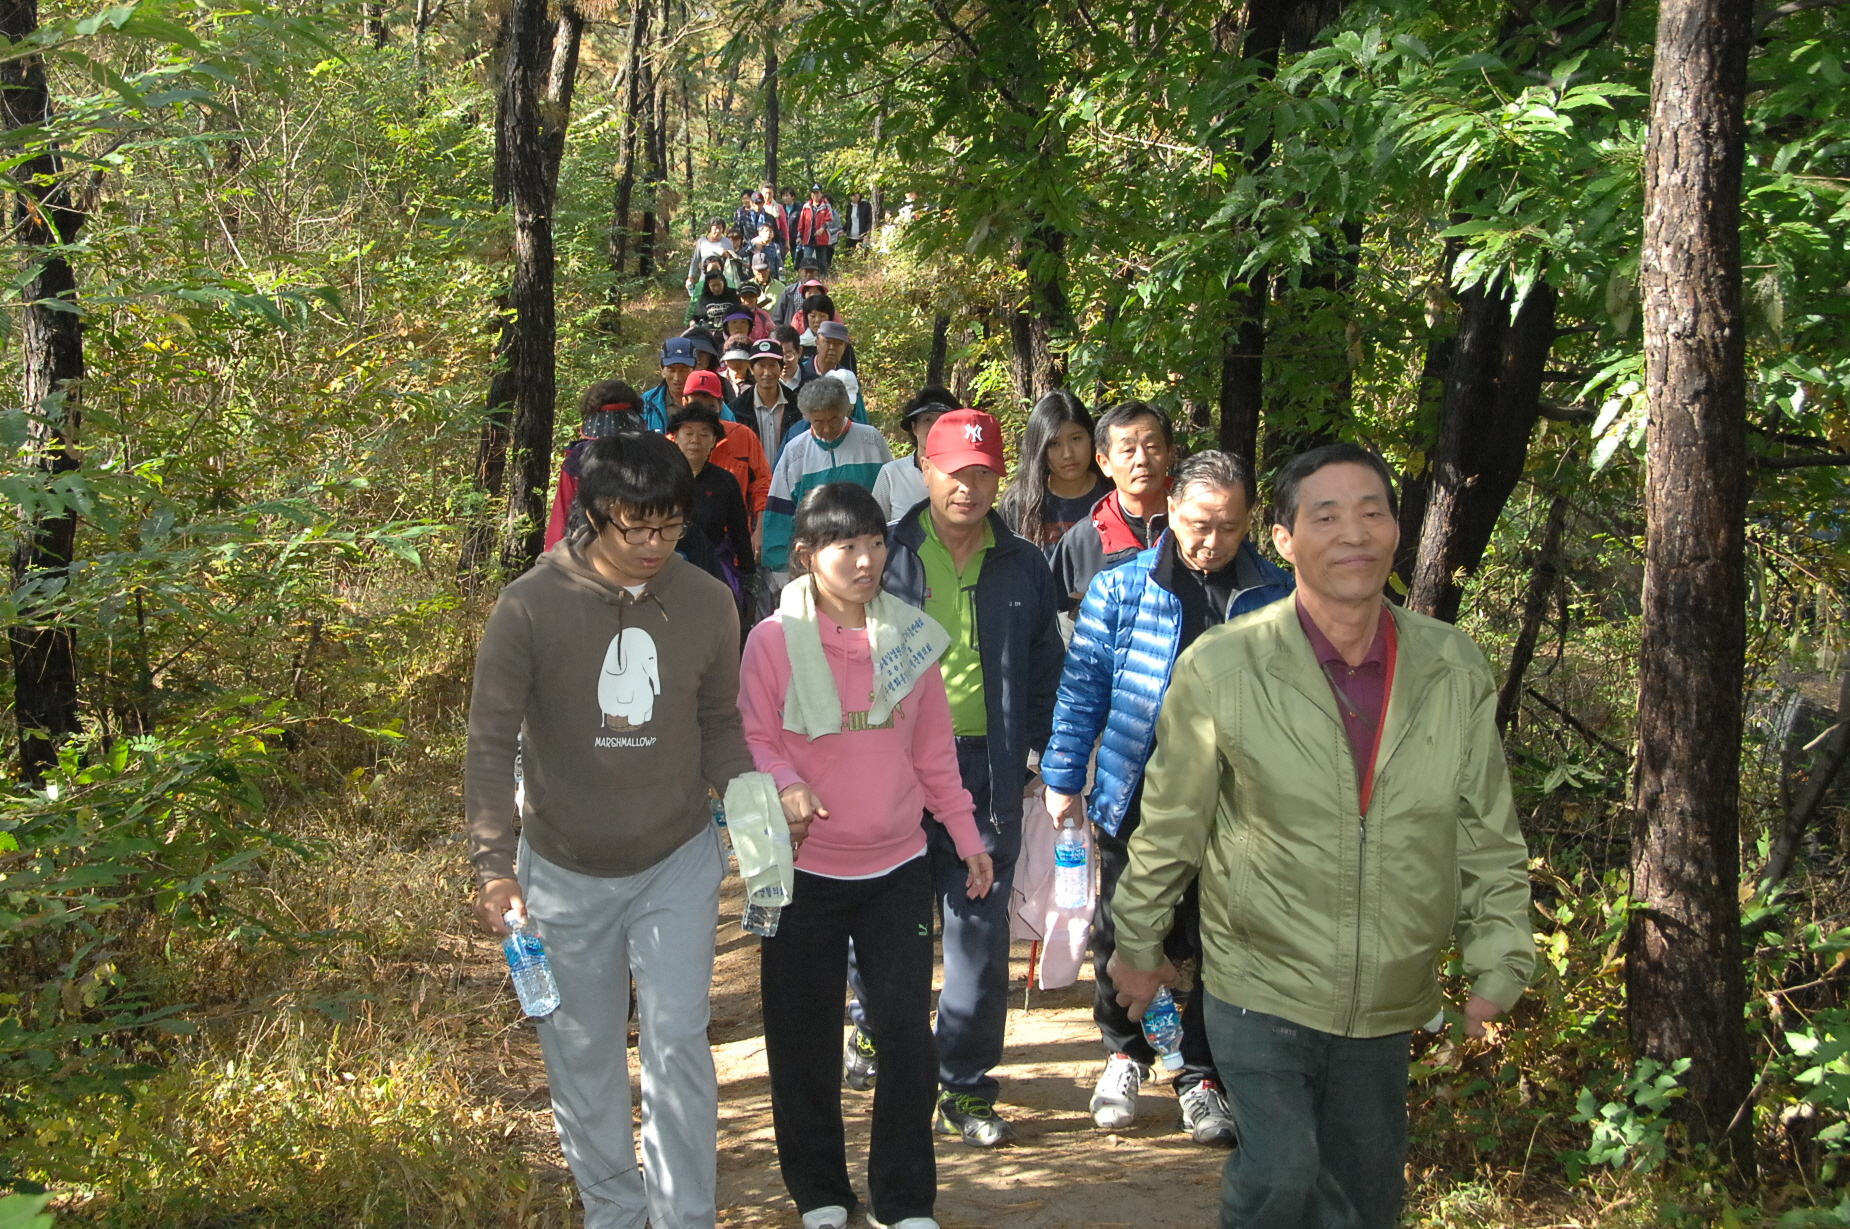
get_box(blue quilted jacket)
[1040,535,1294,836]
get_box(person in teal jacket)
[760,377,890,575]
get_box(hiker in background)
[721,342,756,401]
[871,388,958,522]
[775,260,823,327]
[685,218,736,295]
[467,430,754,1229]
[778,185,801,252]
[761,378,892,582]
[641,338,696,432]
[738,480,992,1229]
[1040,449,1293,1149]
[683,329,723,373]
[687,265,744,330]
[754,252,787,315]
[750,221,785,281]
[544,380,647,552]
[736,283,776,340]
[845,410,1063,1150]
[668,395,756,611]
[1048,401,1176,611]
[796,185,837,274]
[842,190,874,254]
[773,325,805,397]
[733,337,802,469]
[999,391,1112,561]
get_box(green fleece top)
[1112,597,1535,1038]
[919,516,992,737]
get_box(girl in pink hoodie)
[739,482,991,1229]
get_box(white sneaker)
[1090,1052,1147,1130]
[866,1217,938,1229]
[802,1206,849,1229]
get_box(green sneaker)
[935,1092,1016,1148]
[843,1025,877,1091]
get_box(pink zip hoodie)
[739,609,985,877]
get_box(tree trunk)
[637,48,665,277]
[1496,491,1568,734]
[1407,279,1557,622]
[1218,274,1266,471]
[459,298,517,579]
[763,41,778,188]
[1760,667,1850,892]
[3,0,85,783]
[870,104,885,225]
[1627,0,1755,1172]
[926,313,951,388]
[606,0,650,313]
[364,0,387,47]
[494,0,563,575]
[542,4,584,200]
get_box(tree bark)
[606,0,650,312]
[1760,667,1850,892]
[542,4,584,201]
[926,313,951,388]
[364,0,388,47]
[1407,279,1557,622]
[494,0,564,575]
[636,43,666,277]
[3,0,85,783]
[1218,274,1266,471]
[1496,491,1568,734]
[1627,0,1755,1172]
[763,41,779,188]
[458,297,517,579]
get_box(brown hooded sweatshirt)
[465,533,754,884]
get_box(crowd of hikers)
[462,193,1537,1229]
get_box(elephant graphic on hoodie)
[599,627,660,729]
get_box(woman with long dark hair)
[998,390,1111,558]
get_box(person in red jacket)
[795,184,837,275]
[684,370,770,560]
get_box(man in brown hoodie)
[465,430,755,1229]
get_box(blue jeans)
[850,736,1021,1102]
[1202,996,1410,1229]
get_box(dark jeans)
[1093,819,1218,1091]
[1203,996,1410,1229]
[762,860,937,1224]
[849,736,1021,1102]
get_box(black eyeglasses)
[610,521,687,545]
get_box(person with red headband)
[545,380,648,551]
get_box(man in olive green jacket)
[1110,443,1533,1229]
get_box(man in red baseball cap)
[842,406,1064,1150]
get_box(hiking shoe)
[843,1024,877,1091]
[801,1207,849,1229]
[1090,1053,1146,1130]
[1178,1079,1238,1146]
[935,1092,1017,1147]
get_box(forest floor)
[468,870,1228,1229]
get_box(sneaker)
[843,1024,877,1091]
[801,1207,849,1229]
[936,1091,1017,1147]
[866,1218,938,1229]
[1090,1053,1146,1130]
[1178,1079,1238,1146]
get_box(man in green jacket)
[1109,442,1534,1229]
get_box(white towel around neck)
[778,574,951,741]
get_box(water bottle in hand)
[742,902,782,938]
[1141,987,1184,1072]
[1053,815,1089,909]
[502,909,561,1018]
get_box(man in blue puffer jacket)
[1040,450,1293,1147]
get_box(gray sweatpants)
[519,828,724,1229]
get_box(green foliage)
[1563,1056,1692,1178]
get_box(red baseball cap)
[682,370,725,400]
[925,409,1005,475]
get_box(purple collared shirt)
[1295,597,1396,798]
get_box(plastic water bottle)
[1053,816,1089,909]
[710,795,727,828]
[1141,987,1185,1072]
[742,901,782,938]
[502,910,561,1018]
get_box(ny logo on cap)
[963,422,984,443]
